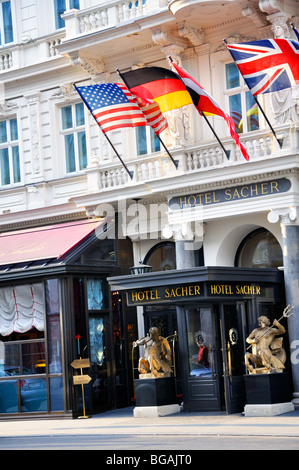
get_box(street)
[0,433,299,450]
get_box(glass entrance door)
[181,302,247,413]
[220,303,247,414]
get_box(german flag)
[121,67,193,113]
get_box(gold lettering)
[138,291,145,301]
[250,184,259,196]
[196,194,204,205]
[194,285,200,295]
[132,292,138,302]
[188,195,197,207]
[225,189,232,200]
[188,286,194,296]
[182,286,189,296]
[165,288,170,298]
[256,286,261,295]
[270,181,279,193]
[213,192,220,203]
[179,196,187,209]
[232,188,240,199]
[205,192,212,204]
[261,183,268,195]
[240,186,249,198]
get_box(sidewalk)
[0,407,298,439]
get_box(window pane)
[70,0,80,11]
[87,279,107,310]
[21,377,47,412]
[78,131,87,170]
[54,0,66,29]
[49,377,64,411]
[246,92,259,132]
[2,343,20,375]
[136,126,147,155]
[75,102,85,126]
[0,121,7,143]
[46,279,62,374]
[22,342,46,375]
[61,106,72,129]
[0,148,10,185]
[65,134,75,172]
[2,1,13,44]
[0,380,18,413]
[226,63,240,89]
[150,128,160,152]
[186,308,214,378]
[12,146,20,183]
[10,118,18,141]
[229,94,242,133]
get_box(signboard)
[168,178,291,210]
[126,282,264,305]
[71,358,91,369]
[73,375,92,385]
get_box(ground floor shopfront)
[0,219,136,419]
[109,266,293,414]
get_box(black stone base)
[134,377,177,407]
[244,373,292,405]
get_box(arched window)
[235,228,283,269]
[144,242,176,272]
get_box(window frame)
[0,117,21,187]
[135,125,160,156]
[224,61,259,134]
[0,0,14,46]
[60,102,88,175]
[54,0,80,30]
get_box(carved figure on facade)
[245,305,294,374]
[269,18,299,124]
[133,326,172,378]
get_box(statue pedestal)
[244,373,294,416]
[134,376,180,418]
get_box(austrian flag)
[226,39,299,96]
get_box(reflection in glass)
[186,308,214,378]
[87,279,106,310]
[21,378,47,412]
[49,377,64,411]
[89,317,105,367]
[0,380,18,413]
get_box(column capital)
[267,207,298,225]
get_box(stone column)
[268,208,299,407]
[281,221,299,407]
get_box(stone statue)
[133,326,172,378]
[245,315,287,374]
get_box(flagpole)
[73,84,134,180]
[116,68,178,169]
[223,39,283,149]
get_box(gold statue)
[245,305,294,374]
[133,327,172,378]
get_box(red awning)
[0,219,104,266]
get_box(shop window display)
[186,308,214,378]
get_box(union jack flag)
[226,39,299,96]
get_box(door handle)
[227,342,232,380]
[209,344,215,379]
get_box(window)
[0,118,20,186]
[225,63,259,134]
[235,228,283,268]
[54,0,80,29]
[136,126,160,156]
[0,1,13,45]
[144,242,176,272]
[61,102,87,174]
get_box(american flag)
[75,83,147,132]
[226,39,299,96]
[136,97,168,135]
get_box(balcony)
[85,124,298,195]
